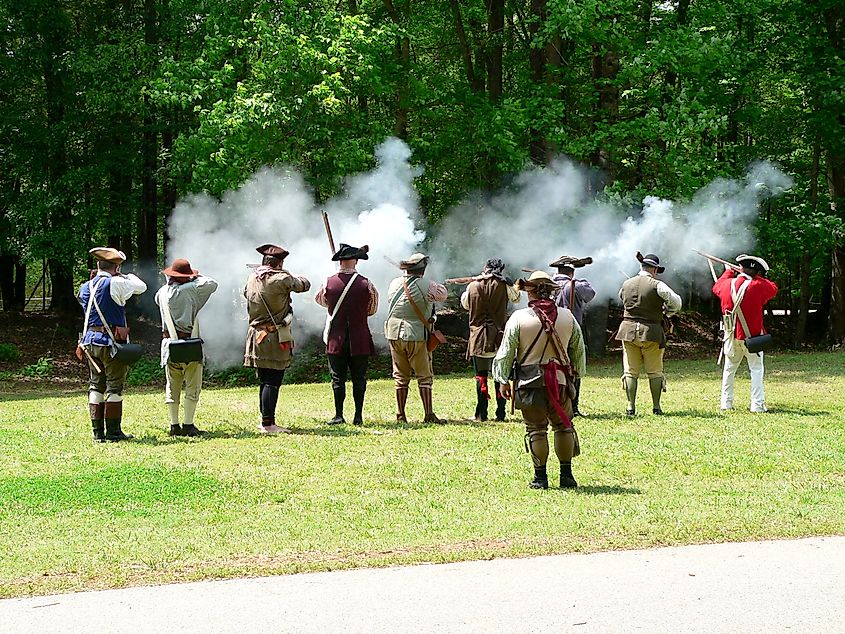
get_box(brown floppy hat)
[162,258,199,280]
[256,244,290,258]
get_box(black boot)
[328,385,346,424]
[90,403,105,443]
[474,374,488,421]
[560,461,578,489]
[169,424,184,437]
[352,382,365,426]
[104,418,132,442]
[494,383,507,421]
[529,467,549,490]
[181,424,205,437]
[104,401,132,441]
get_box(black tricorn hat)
[256,244,289,258]
[332,243,370,261]
[549,255,593,269]
[636,251,665,274]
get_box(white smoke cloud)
[165,138,425,368]
[165,137,792,368]
[428,158,793,305]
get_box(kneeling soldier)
[493,271,586,489]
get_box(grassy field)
[1,352,844,598]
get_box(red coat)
[712,270,778,339]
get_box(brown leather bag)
[401,279,446,352]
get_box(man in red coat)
[712,254,778,412]
[315,244,379,425]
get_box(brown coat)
[466,277,510,357]
[243,270,310,369]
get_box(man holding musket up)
[711,254,778,412]
[550,254,596,416]
[492,271,586,490]
[459,258,520,422]
[384,252,448,424]
[155,258,218,436]
[615,252,681,416]
[314,243,379,425]
[243,244,311,434]
[77,247,147,442]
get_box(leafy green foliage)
[0,343,20,363]
[19,356,53,378]
[126,357,165,386]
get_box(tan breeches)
[622,340,665,379]
[165,361,203,404]
[521,397,578,467]
[389,340,433,389]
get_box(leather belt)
[162,331,192,340]
[254,322,278,332]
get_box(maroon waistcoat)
[324,272,375,356]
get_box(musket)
[383,255,401,269]
[520,267,540,273]
[445,275,482,285]
[322,211,336,255]
[694,249,741,272]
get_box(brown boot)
[419,385,445,424]
[104,401,133,441]
[89,403,105,443]
[395,387,409,422]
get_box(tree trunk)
[0,255,26,312]
[450,0,482,92]
[383,0,409,139]
[41,2,77,314]
[486,0,504,102]
[528,0,547,165]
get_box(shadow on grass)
[571,485,642,495]
[750,406,832,416]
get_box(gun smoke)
[165,138,792,368]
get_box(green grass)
[1,352,844,598]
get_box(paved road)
[2,536,843,633]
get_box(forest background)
[0,0,843,347]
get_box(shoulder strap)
[402,277,432,335]
[89,279,124,342]
[82,278,101,339]
[325,273,359,328]
[328,273,359,317]
[517,325,545,366]
[730,277,753,338]
[542,310,572,367]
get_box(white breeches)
[720,339,765,411]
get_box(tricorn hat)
[636,251,665,274]
[256,244,289,258]
[399,252,429,271]
[332,243,370,261]
[549,255,593,269]
[89,247,126,264]
[736,254,770,272]
[162,258,199,280]
[515,270,559,292]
